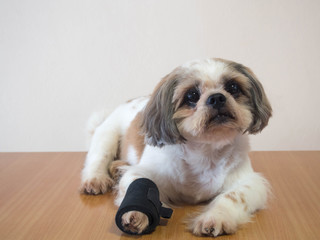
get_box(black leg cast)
[115,178,173,235]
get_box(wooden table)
[0,152,319,240]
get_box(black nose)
[207,93,226,109]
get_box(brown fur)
[109,160,130,182]
[172,78,201,109]
[225,192,238,203]
[239,193,246,204]
[121,112,145,161]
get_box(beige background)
[1,0,319,152]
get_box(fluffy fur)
[80,58,272,237]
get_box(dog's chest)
[172,155,230,204]
[141,144,234,204]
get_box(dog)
[80,58,272,237]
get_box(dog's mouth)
[209,111,236,124]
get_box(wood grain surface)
[0,152,319,240]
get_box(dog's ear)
[233,63,272,134]
[141,69,186,147]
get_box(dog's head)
[141,58,272,147]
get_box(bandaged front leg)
[115,178,173,235]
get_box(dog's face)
[142,58,272,147]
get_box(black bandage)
[115,178,173,235]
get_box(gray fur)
[231,63,272,134]
[141,71,186,147]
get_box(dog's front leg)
[114,167,152,234]
[188,172,269,237]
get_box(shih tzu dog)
[80,58,272,237]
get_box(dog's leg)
[80,113,121,194]
[188,172,269,237]
[114,168,152,234]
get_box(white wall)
[1,0,320,152]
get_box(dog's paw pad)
[121,211,149,234]
[80,176,114,195]
[188,212,237,237]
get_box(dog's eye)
[184,88,200,107]
[225,81,241,96]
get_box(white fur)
[83,99,269,235]
[127,145,139,165]
[81,97,148,189]
[81,59,270,236]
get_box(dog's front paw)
[121,211,149,234]
[80,175,114,195]
[188,210,237,237]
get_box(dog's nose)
[206,93,226,109]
